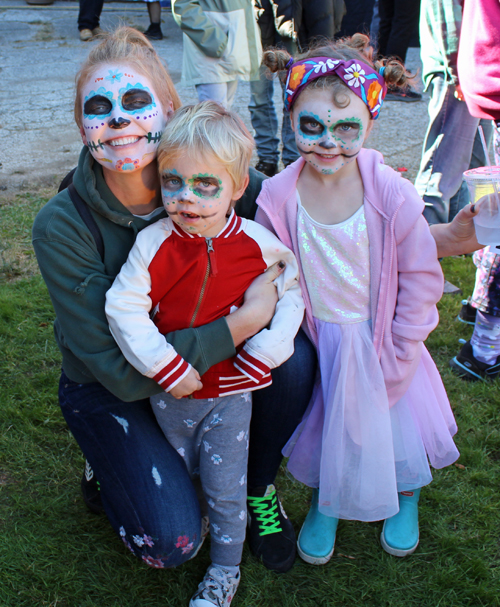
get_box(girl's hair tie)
[285,57,294,69]
[379,66,386,76]
[283,57,388,119]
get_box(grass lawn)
[1,191,499,607]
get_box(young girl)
[255,35,460,563]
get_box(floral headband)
[284,57,387,119]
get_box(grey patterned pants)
[150,391,252,566]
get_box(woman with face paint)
[256,34,460,564]
[32,27,317,576]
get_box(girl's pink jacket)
[256,149,444,407]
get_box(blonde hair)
[264,33,413,110]
[74,27,181,127]
[157,102,255,191]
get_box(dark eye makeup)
[190,177,221,198]
[299,116,325,136]
[162,173,184,192]
[84,95,113,116]
[122,89,153,111]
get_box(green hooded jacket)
[32,147,265,402]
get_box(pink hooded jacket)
[256,149,444,406]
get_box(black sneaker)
[144,23,163,40]
[81,460,104,514]
[385,86,422,102]
[457,300,477,326]
[449,341,500,381]
[255,160,278,177]
[247,484,296,573]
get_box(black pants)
[337,0,376,38]
[78,0,104,31]
[377,0,420,63]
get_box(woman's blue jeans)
[59,330,317,568]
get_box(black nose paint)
[109,117,131,129]
[319,140,336,150]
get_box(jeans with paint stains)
[58,329,317,567]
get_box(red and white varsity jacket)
[105,211,305,399]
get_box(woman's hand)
[169,367,203,399]
[226,261,286,347]
[431,204,483,258]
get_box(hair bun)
[262,48,292,73]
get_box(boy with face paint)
[105,101,304,607]
[255,35,459,564]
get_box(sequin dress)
[284,193,457,522]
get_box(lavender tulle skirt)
[283,319,459,522]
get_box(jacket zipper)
[189,238,215,328]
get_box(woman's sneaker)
[449,341,500,381]
[189,564,240,607]
[247,484,296,572]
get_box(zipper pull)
[206,237,218,276]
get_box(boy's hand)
[169,367,203,399]
[226,260,286,347]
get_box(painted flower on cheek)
[116,158,140,171]
[289,64,306,91]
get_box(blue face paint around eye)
[119,82,156,114]
[161,168,186,197]
[298,111,326,139]
[83,87,115,119]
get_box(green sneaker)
[247,484,296,573]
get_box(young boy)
[105,101,304,607]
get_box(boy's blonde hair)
[158,102,255,191]
[75,27,181,128]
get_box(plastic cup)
[463,166,500,248]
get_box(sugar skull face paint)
[80,63,169,172]
[291,87,371,176]
[161,155,245,238]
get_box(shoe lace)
[248,491,282,536]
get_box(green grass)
[1,192,500,606]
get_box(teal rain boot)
[297,489,339,565]
[380,488,421,557]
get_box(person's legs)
[448,119,494,220]
[337,0,376,38]
[226,81,239,109]
[59,372,201,568]
[196,82,237,109]
[414,75,480,225]
[246,330,317,572]
[383,0,420,63]
[144,1,163,40]
[248,329,317,489]
[249,0,280,169]
[147,0,161,23]
[377,0,394,57]
[280,36,300,166]
[249,65,280,167]
[78,0,104,31]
